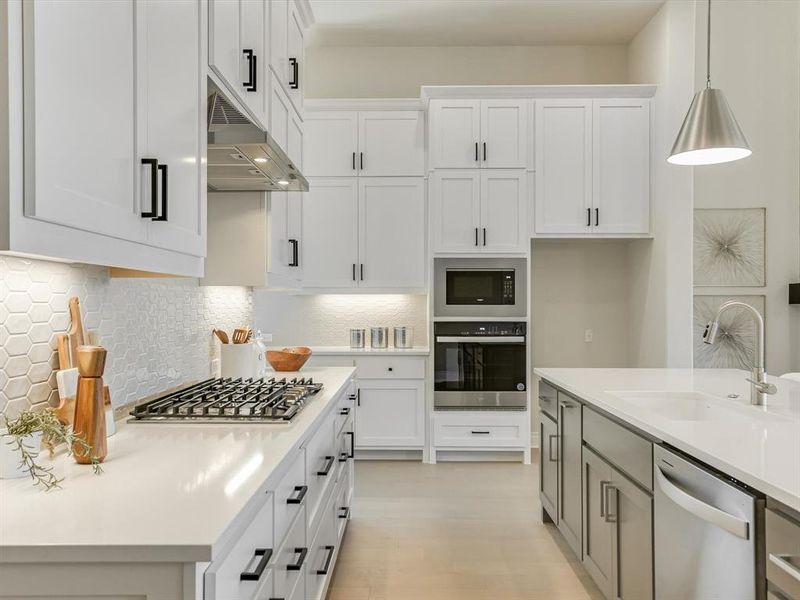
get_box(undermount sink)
[606,390,789,423]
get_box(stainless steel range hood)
[207,91,308,192]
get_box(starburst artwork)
[693,295,766,368]
[694,208,765,287]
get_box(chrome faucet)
[703,300,777,405]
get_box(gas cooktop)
[129,377,323,424]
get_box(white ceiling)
[308,0,666,47]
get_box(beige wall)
[691,0,800,375]
[305,45,630,98]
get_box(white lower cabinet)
[356,380,426,448]
[431,410,531,463]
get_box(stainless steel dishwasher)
[654,445,765,600]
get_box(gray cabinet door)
[540,414,558,523]
[611,469,653,600]
[583,446,614,599]
[557,392,582,556]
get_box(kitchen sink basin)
[606,390,789,423]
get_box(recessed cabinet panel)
[430,100,481,169]
[481,100,528,169]
[612,469,653,600]
[138,0,204,257]
[540,415,558,524]
[268,192,290,279]
[356,381,425,448]
[558,393,583,557]
[288,108,304,170]
[22,0,146,243]
[431,171,481,253]
[480,170,526,252]
[534,100,592,234]
[358,111,425,176]
[239,0,267,125]
[287,2,305,115]
[303,112,358,176]
[301,178,358,288]
[358,178,426,289]
[593,99,650,235]
[209,0,241,105]
[582,446,615,599]
[270,73,292,155]
[270,0,289,90]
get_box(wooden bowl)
[266,347,312,372]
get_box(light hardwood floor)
[327,457,604,600]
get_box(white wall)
[691,0,800,375]
[305,45,629,98]
[253,292,428,347]
[626,0,696,367]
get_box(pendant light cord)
[706,0,712,88]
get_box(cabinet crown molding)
[421,84,657,101]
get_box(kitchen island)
[0,366,356,600]
[534,367,800,600]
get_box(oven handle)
[435,336,525,344]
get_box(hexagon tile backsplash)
[0,256,252,418]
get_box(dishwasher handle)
[655,466,750,540]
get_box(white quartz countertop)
[0,367,355,564]
[308,346,429,356]
[533,368,800,510]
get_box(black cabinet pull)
[483,142,487,161]
[240,547,272,581]
[387,367,393,372]
[317,455,335,476]
[471,430,491,435]
[352,263,356,281]
[482,228,486,246]
[548,434,559,462]
[339,407,350,415]
[587,208,591,227]
[243,49,257,91]
[286,547,307,571]
[141,158,158,218]
[595,208,599,227]
[348,393,356,402]
[352,152,356,170]
[289,57,299,89]
[339,506,350,519]
[153,164,168,221]
[288,239,299,267]
[286,485,307,505]
[346,430,355,458]
[475,142,479,161]
[474,227,479,246]
[316,545,335,575]
[339,451,348,463]
[360,263,364,281]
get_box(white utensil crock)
[220,343,258,379]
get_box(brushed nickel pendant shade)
[668,0,751,166]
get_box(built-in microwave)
[434,258,527,318]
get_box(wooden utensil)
[232,327,251,344]
[73,345,107,464]
[213,329,229,344]
[56,333,71,369]
[67,297,87,367]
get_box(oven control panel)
[434,321,526,337]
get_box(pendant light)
[668,0,751,165]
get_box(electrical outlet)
[261,332,273,342]
[584,329,593,343]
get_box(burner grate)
[130,377,323,423]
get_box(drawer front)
[335,467,352,540]
[538,380,558,421]
[205,495,275,600]
[306,490,338,600]
[335,401,354,437]
[253,568,274,600]
[306,355,356,368]
[272,506,307,600]
[583,405,652,489]
[304,410,336,531]
[433,413,527,448]
[335,415,354,481]
[355,356,426,379]
[766,508,800,599]
[273,448,306,547]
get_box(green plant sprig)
[3,407,103,491]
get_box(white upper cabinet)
[480,100,528,169]
[287,1,305,115]
[270,70,304,169]
[269,0,289,94]
[430,99,528,169]
[21,0,145,244]
[137,0,205,257]
[432,170,526,254]
[301,178,359,288]
[209,0,267,126]
[304,109,424,177]
[592,99,650,235]
[358,178,426,289]
[430,100,481,169]
[357,112,425,176]
[480,170,527,253]
[304,112,358,176]
[534,99,592,235]
[534,98,651,236]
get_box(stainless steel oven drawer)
[766,507,800,599]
